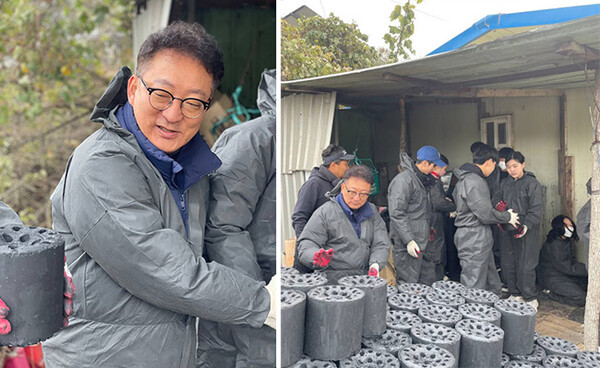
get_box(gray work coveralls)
[197,70,276,368]
[496,171,543,300]
[453,163,510,294]
[388,153,434,285]
[42,67,270,368]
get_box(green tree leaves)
[0,0,133,226]
[282,14,385,81]
[282,1,423,80]
[385,0,423,62]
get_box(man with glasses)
[42,22,276,368]
[295,165,390,283]
[388,146,445,286]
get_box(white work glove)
[264,274,278,330]
[507,209,520,228]
[406,240,421,258]
[449,211,457,219]
[368,263,380,277]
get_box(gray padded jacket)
[296,200,390,276]
[42,67,270,368]
[453,163,510,228]
[0,201,21,226]
[388,153,431,249]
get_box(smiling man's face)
[127,49,213,154]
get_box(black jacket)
[495,171,543,230]
[291,165,340,238]
[538,237,587,279]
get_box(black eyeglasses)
[345,188,370,200]
[138,76,211,119]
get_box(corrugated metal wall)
[281,92,337,244]
[132,0,173,68]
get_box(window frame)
[480,114,513,149]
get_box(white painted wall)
[480,96,561,232]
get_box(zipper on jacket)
[181,191,190,238]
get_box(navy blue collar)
[335,193,374,221]
[116,102,221,191]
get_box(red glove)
[0,298,11,335]
[368,264,380,277]
[429,228,437,242]
[63,257,75,327]
[513,225,528,239]
[312,249,334,267]
[495,201,507,211]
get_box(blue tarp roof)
[428,4,600,55]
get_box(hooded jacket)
[291,165,340,238]
[388,153,431,248]
[204,69,276,283]
[453,163,510,228]
[196,70,276,368]
[538,236,587,280]
[42,67,270,368]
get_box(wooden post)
[584,68,600,351]
[399,98,407,153]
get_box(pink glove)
[312,249,334,267]
[0,298,11,335]
[63,258,75,327]
[368,263,379,277]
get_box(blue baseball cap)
[417,146,446,168]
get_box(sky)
[279,0,600,58]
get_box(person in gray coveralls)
[453,144,520,294]
[388,146,446,285]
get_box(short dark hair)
[506,151,525,164]
[470,141,486,153]
[499,147,515,161]
[439,154,449,166]
[321,144,342,159]
[472,144,499,165]
[136,21,224,93]
[343,165,374,185]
